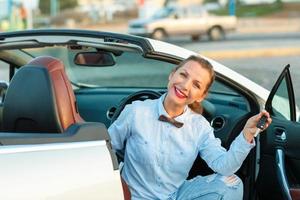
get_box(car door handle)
[276,148,292,200]
[275,128,287,142]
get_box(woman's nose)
[181,79,191,91]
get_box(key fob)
[256,115,267,130]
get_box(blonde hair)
[173,55,215,114]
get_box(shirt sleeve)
[199,126,255,176]
[108,104,133,151]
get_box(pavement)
[205,17,300,59]
[202,47,300,59]
[80,17,300,59]
[237,18,300,33]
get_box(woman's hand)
[242,110,272,143]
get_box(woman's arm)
[199,111,271,175]
[108,105,133,151]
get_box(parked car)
[0,29,299,200]
[128,6,237,41]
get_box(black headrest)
[3,65,63,133]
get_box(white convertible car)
[0,30,299,200]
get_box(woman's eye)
[180,73,187,77]
[194,83,200,89]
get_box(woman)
[108,55,272,200]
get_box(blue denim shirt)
[108,94,255,200]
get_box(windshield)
[151,7,175,19]
[24,46,174,88]
[17,46,239,95]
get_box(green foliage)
[210,1,283,17]
[238,3,282,17]
[203,0,218,3]
[60,0,78,11]
[39,0,78,15]
[39,0,50,15]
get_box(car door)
[256,64,300,200]
[163,7,192,36]
[0,140,123,199]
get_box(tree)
[39,0,78,15]
[60,0,78,11]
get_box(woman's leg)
[174,174,243,200]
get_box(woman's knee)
[219,174,243,200]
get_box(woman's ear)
[196,91,208,103]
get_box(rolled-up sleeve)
[108,104,133,151]
[199,127,255,175]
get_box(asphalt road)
[168,31,300,107]
[167,32,300,54]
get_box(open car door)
[256,64,300,200]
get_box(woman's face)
[166,60,211,107]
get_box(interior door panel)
[258,118,300,199]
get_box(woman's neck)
[163,96,185,118]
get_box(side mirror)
[173,14,179,19]
[169,13,179,19]
[74,52,116,67]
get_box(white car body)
[0,141,123,199]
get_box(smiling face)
[164,60,212,112]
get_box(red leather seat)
[27,56,83,131]
[3,56,83,132]
[122,177,131,200]
[291,188,300,200]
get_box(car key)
[254,115,268,137]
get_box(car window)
[290,67,300,122]
[271,77,291,120]
[0,60,10,104]
[177,8,187,18]
[0,60,10,82]
[187,6,205,17]
[152,7,174,19]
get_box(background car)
[0,30,299,200]
[128,5,237,41]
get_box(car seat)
[2,56,130,199]
[3,56,83,132]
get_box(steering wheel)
[110,90,162,163]
[110,90,162,125]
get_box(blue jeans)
[168,174,243,200]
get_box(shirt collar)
[157,93,189,121]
